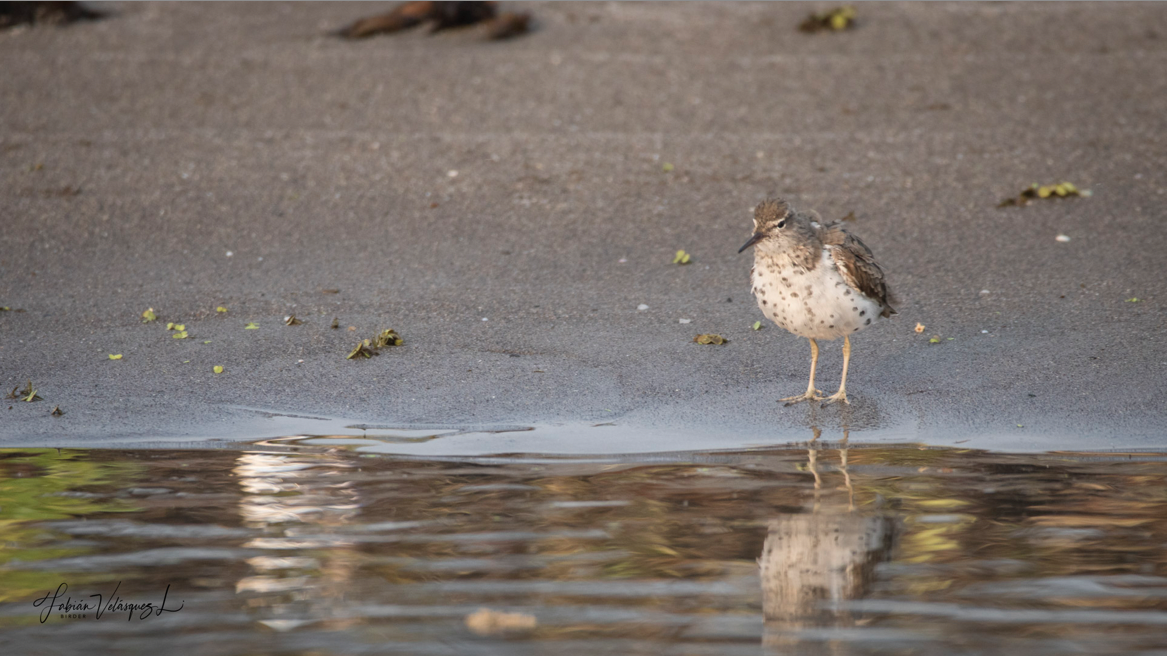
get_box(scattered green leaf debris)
[694,334,728,345]
[141,308,157,323]
[166,323,185,332]
[929,335,941,344]
[173,331,189,339]
[999,182,1091,207]
[662,162,675,173]
[673,249,692,265]
[213,365,224,374]
[203,340,211,344]
[284,315,303,326]
[375,329,404,348]
[51,405,63,417]
[1126,297,1141,303]
[347,339,377,360]
[244,322,259,330]
[348,329,405,359]
[108,354,123,360]
[799,6,856,33]
[216,306,228,313]
[752,321,763,331]
[17,381,42,402]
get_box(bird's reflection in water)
[761,428,895,654]
[232,450,364,631]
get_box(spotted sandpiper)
[738,199,895,405]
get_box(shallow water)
[1,434,1166,655]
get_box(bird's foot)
[820,389,850,406]
[781,390,824,406]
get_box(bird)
[738,198,895,405]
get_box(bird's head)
[738,198,811,254]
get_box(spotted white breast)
[751,248,883,341]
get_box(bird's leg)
[823,336,851,405]
[782,338,824,405]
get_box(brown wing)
[820,223,896,317]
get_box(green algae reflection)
[0,449,144,603]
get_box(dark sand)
[2,2,1165,453]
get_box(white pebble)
[679,319,691,324]
[1056,234,1071,242]
[618,258,627,263]
[226,251,234,257]
[982,330,989,334]
[980,289,990,295]
[637,304,649,311]
[448,170,459,178]
[481,317,488,322]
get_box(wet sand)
[2,2,1166,452]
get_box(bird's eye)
[777,220,786,229]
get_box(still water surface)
[1,434,1166,654]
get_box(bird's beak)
[737,232,763,254]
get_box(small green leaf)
[108,354,123,360]
[244,322,259,330]
[347,339,376,359]
[799,5,856,33]
[13,381,41,402]
[694,333,728,345]
[141,308,157,322]
[752,321,762,331]
[213,365,224,374]
[172,330,189,339]
[1126,297,1141,303]
[166,322,176,330]
[216,306,228,313]
[203,340,212,344]
[929,336,941,344]
[374,329,403,348]
[661,162,674,173]
[1000,181,1088,208]
[673,249,691,265]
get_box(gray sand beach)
[2,2,1165,453]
